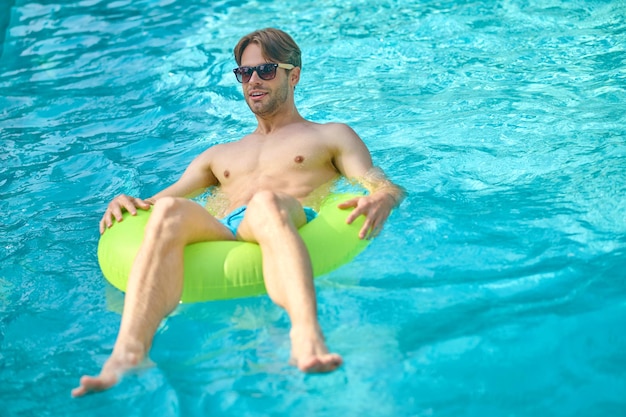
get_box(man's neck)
[254,107,305,135]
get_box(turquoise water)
[1,0,625,415]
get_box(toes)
[71,386,86,398]
[71,373,119,397]
[298,354,343,373]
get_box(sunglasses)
[233,63,295,83]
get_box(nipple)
[294,155,304,164]
[224,170,230,178]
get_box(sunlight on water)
[1,0,625,416]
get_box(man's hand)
[338,193,396,240]
[99,194,154,234]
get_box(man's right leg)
[236,191,342,373]
[72,197,234,397]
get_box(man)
[72,28,403,397]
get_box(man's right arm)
[99,148,219,233]
[326,123,405,239]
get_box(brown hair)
[233,28,301,68]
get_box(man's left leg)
[237,190,342,373]
[72,198,236,397]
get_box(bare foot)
[71,346,144,397]
[289,327,343,373]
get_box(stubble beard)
[247,79,290,117]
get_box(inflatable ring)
[98,193,370,302]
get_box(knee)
[248,190,281,211]
[145,197,186,239]
[246,191,289,228]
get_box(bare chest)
[213,138,335,184]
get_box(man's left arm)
[330,124,405,239]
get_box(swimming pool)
[1,0,625,415]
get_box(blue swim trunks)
[219,206,318,236]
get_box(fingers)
[99,218,107,235]
[358,216,383,240]
[99,195,153,234]
[338,198,362,225]
[337,198,358,209]
[339,196,390,240]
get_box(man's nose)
[247,69,262,83]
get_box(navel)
[224,170,230,178]
[294,155,304,164]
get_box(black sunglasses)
[233,63,295,83]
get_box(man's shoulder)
[310,120,350,130]
[207,135,254,151]
[306,121,358,139]
[196,139,242,163]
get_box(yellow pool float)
[97,193,370,302]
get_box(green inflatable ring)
[98,193,370,302]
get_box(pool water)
[1,0,625,416]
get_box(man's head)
[233,28,302,117]
[233,28,301,69]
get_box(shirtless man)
[72,28,403,397]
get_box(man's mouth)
[249,91,267,100]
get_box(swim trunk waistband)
[219,206,318,237]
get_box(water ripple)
[1,0,625,416]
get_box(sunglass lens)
[233,67,249,83]
[258,64,277,80]
[242,67,254,83]
[233,64,279,83]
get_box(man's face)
[239,43,290,117]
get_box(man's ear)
[290,66,301,88]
